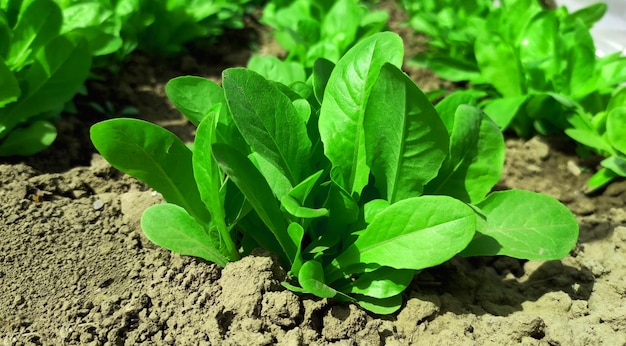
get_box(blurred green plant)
[88,100,139,118]
[0,0,92,156]
[402,0,626,191]
[0,0,259,156]
[566,87,626,192]
[401,0,494,82]
[261,0,388,67]
[246,0,388,85]
[109,0,260,57]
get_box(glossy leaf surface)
[319,32,403,196]
[364,63,448,202]
[461,190,579,259]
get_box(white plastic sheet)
[559,0,626,56]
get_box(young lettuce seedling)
[566,87,626,192]
[90,32,579,314]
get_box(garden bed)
[2,9,626,346]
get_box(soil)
[2,6,626,346]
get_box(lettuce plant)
[404,0,626,191]
[54,0,259,61]
[259,0,388,68]
[0,0,259,156]
[247,0,388,91]
[90,32,578,314]
[403,0,625,136]
[566,87,626,192]
[56,0,125,58]
[401,0,494,82]
[471,1,626,190]
[113,0,259,57]
[0,0,92,156]
[471,1,624,136]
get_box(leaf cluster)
[245,0,389,94]
[107,0,259,57]
[403,0,626,190]
[0,0,258,156]
[55,0,259,60]
[0,0,92,156]
[257,0,388,69]
[566,87,626,192]
[401,0,494,82]
[90,32,578,314]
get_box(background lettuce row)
[0,0,258,156]
[246,0,388,86]
[0,0,92,156]
[402,0,626,191]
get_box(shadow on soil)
[411,256,595,318]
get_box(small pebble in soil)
[526,164,542,173]
[92,199,104,210]
[6,214,21,224]
[567,160,582,176]
[71,189,87,199]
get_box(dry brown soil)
[1,13,626,346]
